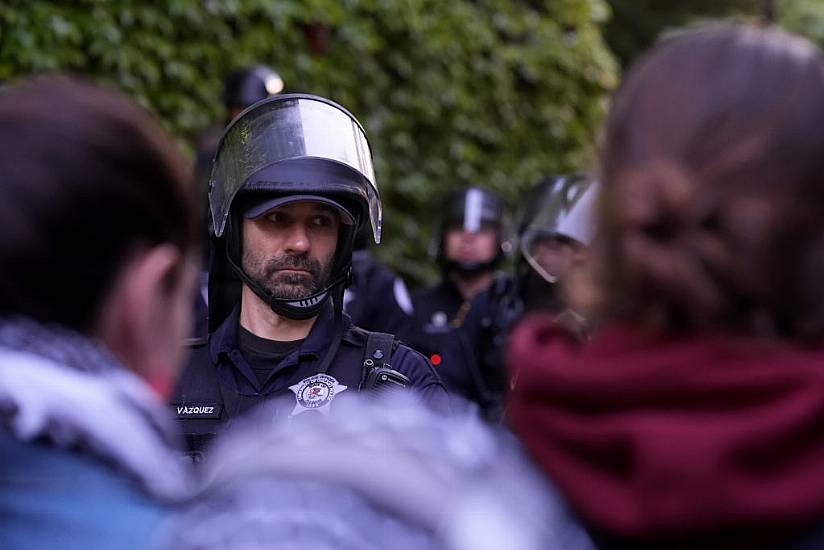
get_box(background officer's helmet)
[222,65,284,114]
[430,186,510,275]
[516,174,600,284]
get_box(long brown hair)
[584,24,824,340]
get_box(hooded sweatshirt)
[507,315,824,549]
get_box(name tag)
[173,403,222,419]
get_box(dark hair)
[586,24,824,339]
[0,76,201,332]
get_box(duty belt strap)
[363,331,395,370]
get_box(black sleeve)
[390,343,451,415]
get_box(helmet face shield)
[459,187,494,232]
[519,175,599,283]
[443,186,505,234]
[209,95,381,243]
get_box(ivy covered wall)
[0,0,618,284]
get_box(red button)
[430,354,442,366]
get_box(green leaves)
[0,0,618,285]
[780,0,824,47]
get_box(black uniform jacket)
[172,303,448,455]
[409,279,466,361]
[344,250,414,339]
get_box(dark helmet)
[209,93,380,320]
[431,186,510,274]
[223,65,284,111]
[516,173,599,284]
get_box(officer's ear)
[94,244,199,397]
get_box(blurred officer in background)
[342,225,415,338]
[194,65,284,189]
[441,174,599,421]
[409,186,509,365]
[173,94,447,459]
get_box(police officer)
[173,94,448,457]
[440,174,599,421]
[409,186,509,365]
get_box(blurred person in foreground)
[508,24,824,549]
[409,186,510,365]
[172,94,446,460]
[168,391,594,550]
[0,77,201,548]
[441,174,598,422]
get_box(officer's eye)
[265,211,288,224]
[311,214,335,227]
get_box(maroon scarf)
[508,316,824,547]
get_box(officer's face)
[242,201,340,300]
[528,236,581,280]
[444,226,498,265]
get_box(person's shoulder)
[391,339,429,364]
[476,274,514,305]
[411,282,455,316]
[390,340,445,394]
[345,326,431,374]
[460,274,515,324]
[352,251,397,287]
[0,433,169,550]
[180,337,214,373]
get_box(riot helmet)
[223,65,284,113]
[209,93,381,321]
[433,186,509,275]
[516,174,599,284]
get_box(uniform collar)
[210,302,362,365]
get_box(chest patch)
[424,311,452,334]
[174,403,223,419]
[288,374,347,417]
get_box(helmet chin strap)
[227,241,349,378]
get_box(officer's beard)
[243,249,334,300]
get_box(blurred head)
[444,226,499,266]
[0,77,201,391]
[223,64,284,119]
[517,174,599,285]
[434,186,509,276]
[584,24,824,339]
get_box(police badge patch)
[288,374,347,417]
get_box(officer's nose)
[284,223,311,253]
[460,230,478,243]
